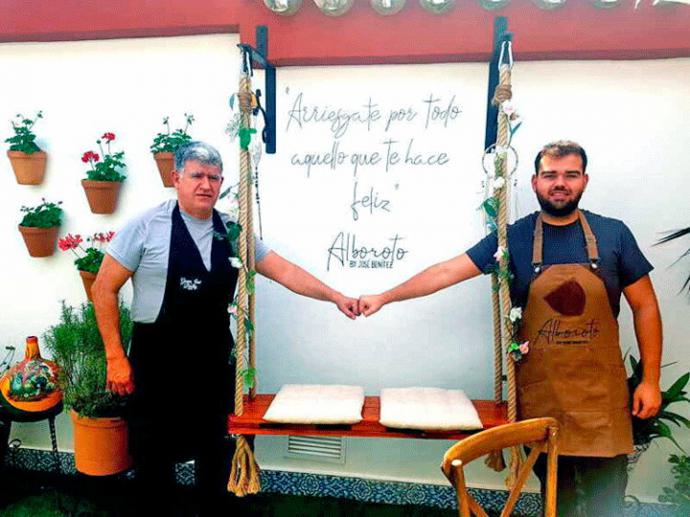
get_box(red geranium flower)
[81,151,100,164]
[58,233,83,251]
[101,132,115,142]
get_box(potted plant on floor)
[150,114,194,187]
[5,111,47,185]
[58,231,115,301]
[658,453,690,516]
[626,354,690,468]
[43,301,134,476]
[81,132,126,214]
[17,199,63,257]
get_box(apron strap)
[577,210,600,268]
[532,210,600,273]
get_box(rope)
[484,272,506,472]
[493,60,522,488]
[228,57,261,497]
[227,435,261,497]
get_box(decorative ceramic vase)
[0,336,63,421]
[81,180,122,214]
[17,225,59,257]
[153,152,175,187]
[7,150,47,185]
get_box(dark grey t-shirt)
[108,199,270,323]
[465,210,653,317]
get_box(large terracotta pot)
[7,150,47,185]
[70,410,133,476]
[79,270,97,302]
[17,225,59,257]
[153,152,175,187]
[81,180,122,214]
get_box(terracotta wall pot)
[81,179,122,214]
[79,270,97,302]
[153,152,175,187]
[70,410,133,476]
[7,150,47,185]
[17,225,59,257]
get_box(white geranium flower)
[493,177,506,190]
[509,307,522,322]
[493,245,505,262]
[229,257,243,269]
[500,101,516,116]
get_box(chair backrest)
[441,417,559,517]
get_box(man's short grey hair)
[174,141,223,173]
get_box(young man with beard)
[359,140,662,516]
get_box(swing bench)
[227,26,520,497]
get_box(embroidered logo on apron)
[179,277,202,291]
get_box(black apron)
[128,203,237,462]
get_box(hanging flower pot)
[79,270,97,301]
[5,111,47,185]
[81,132,127,214]
[59,232,114,301]
[8,150,48,185]
[17,199,63,257]
[81,179,122,214]
[153,152,175,187]
[150,114,194,187]
[18,225,59,257]
[71,410,133,476]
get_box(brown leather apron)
[516,210,633,457]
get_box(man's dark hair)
[534,140,588,174]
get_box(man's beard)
[536,190,583,217]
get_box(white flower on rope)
[229,257,243,269]
[493,177,506,191]
[493,245,506,262]
[508,306,523,323]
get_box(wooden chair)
[441,417,559,517]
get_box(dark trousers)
[132,431,237,517]
[532,452,628,517]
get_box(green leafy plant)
[658,454,690,516]
[627,354,690,451]
[150,114,194,153]
[19,199,63,228]
[5,111,43,154]
[43,301,133,418]
[58,232,115,274]
[82,132,126,182]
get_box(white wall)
[0,35,688,503]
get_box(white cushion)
[379,387,483,431]
[263,384,365,425]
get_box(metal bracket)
[484,17,513,151]
[237,25,277,154]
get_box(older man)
[360,141,662,516]
[92,141,359,515]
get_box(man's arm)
[623,274,663,419]
[359,253,482,316]
[255,251,360,319]
[91,254,135,396]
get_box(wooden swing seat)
[228,394,508,440]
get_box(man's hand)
[359,294,387,317]
[334,293,360,320]
[106,356,135,397]
[632,380,662,419]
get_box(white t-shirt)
[108,199,270,323]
